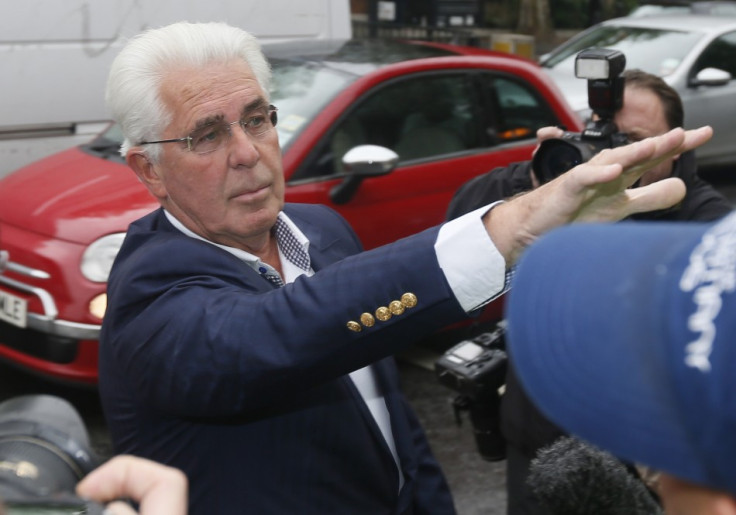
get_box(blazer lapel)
[338,371,402,488]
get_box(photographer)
[447,70,732,223]
[446,69,733,515]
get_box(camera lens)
[532,139,585,184]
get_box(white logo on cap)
[679,214,736,373]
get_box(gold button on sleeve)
[401,292,418,308]
[347,321,362,332]
[360,313,376,327]
[389,300,405,316]
[375,306,392,322]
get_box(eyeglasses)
[139,105,278,155]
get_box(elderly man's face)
[130,59,284,253]
[614,85,675,187]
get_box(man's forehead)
[161,62,266,124]
[617,89,666,130]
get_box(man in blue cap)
[507,210,736,514]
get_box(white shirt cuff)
[435,203,508,312]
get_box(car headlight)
[88,293,108,320]
[80,233,126,282]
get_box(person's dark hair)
[622,69,684,129]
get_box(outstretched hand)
[485,126,713,264]
[76,455,188,515]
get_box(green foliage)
[484,0,520,28]
[483,0,640,30]
[551,0,589,28]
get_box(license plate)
[0,289,27,328]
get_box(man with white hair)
[98,21,711,513]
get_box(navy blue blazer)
[99,203,469,514]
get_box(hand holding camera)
[76,455,187,515]
[0,395,187,515]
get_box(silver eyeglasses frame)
[139,105,278,155]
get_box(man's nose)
[227,121,260,166]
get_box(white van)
[0,0,351,176]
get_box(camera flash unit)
[575,48,626,80]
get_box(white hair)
[105,21,272,160]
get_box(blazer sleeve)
[101,209,470,418]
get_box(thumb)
[101,501,139,515]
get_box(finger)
[532,126,566,162]
[582,126,712,190]
[101,501,139,515]
[622,177,687,217]
[588,129,675,169]
[535,126,564,143]
[624,126,712,181]
[76,455,188,515]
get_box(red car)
[0,39,581,384]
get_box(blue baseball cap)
[506,210,736,494]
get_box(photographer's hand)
[535,126,565,145]
[76,455,188,515]
[529,126,567,188]
[484,125,713,265]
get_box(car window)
[487,75,560,141]
[692,30,736,77]
[270,58,356,151]
[291,70,562,181]
[294,72,478,179]
[390,75,477,162]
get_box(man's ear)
[127,150,167,200]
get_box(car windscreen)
[267,40,455,150]
[540,25,704,78]
[269,58,356,150]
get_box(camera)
[435,321,508,461]
[532,48,629,184]
[0,395,104,514]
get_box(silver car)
[540,15,736,168]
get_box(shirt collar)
[162,209,311,274]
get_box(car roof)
[630,0,736,10]
[602,12,736,31]
[262,38,522,78]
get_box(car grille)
[0,256,100,341]
[0,319,79,363]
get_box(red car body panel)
[0,44,581,384]
[0,148,156,243]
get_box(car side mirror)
[689,67,732,88]
[330,145,399,205]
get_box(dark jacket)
[100,203,462,515]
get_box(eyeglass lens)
[189,106,278,154]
